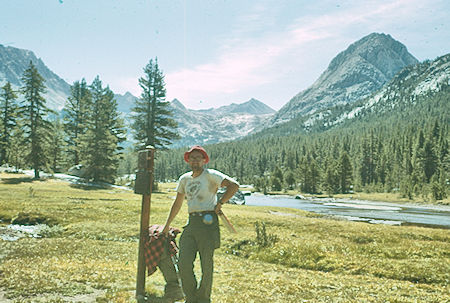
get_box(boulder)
[217,188,246,205]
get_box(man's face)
[188,150,206,169]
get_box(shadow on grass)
[69,183,110,191]
[0,177,40,184]
[142,293,181,303]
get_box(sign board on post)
[135,146,155,302]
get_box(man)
[162,145,239,303]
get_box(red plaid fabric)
[144,224,180,276]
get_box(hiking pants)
[158,248,181,295]
[178,213,220,303]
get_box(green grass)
[0,173,449,302]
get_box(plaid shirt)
[144,224,180,276]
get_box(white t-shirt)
[176,169,238,213]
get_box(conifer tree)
[79,76,125,183]
[422,139,437,182]
[132,58,179,150]
[19,61,53,178]
[257,154,267,176]
[0,82,19,165]
[270,166,283,191]
[63,79,91,166]
[273,166,284,184]
[48,118,66,173]
[309,157,320,194]
[270,175,282,191]
[8,122,27,171]
[285,170,296,190]
[323,163,338,195]
[337,151,353,193]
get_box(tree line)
[2,58,447,202]
[0,59,178,182]
[154,87,449,201]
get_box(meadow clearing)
[0,173,449,302]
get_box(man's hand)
[215,202,223,215]
[161,225,170,236]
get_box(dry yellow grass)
[0,174,449,302]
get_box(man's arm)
[215,178,239,213]
[162,192,185,235]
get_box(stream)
[245,194,450,229]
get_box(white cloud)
[156,0,443,109]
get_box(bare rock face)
[0,44,71,111]
[168,98,275,148]
[269,33,419,126]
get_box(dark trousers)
[159,249,181,295]
[178,214,220,303]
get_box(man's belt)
[189,211,216,217]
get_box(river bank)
[259,188,450,206]
[245,193,450,229]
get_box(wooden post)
[135,146,155,302]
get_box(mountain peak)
[211,98,275,115]
[270,33,419,125]
[0,44,71,111]
[327,32,418,78]
[170,98,187,110]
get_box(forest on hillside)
[154,85,449,202]
[1,56,448,203]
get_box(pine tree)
[63,79,91,166]
[323,158,339,196]
[79,76,126,183]
[0,82,19,165]
[19,61,53,178]
[309,157,320,194]
[337,151,353,193]
[270,167,283,191]
[298,156,310,193]
[48,117,66,173]
[257,154,267,176]
[285,170,296,190]
[132,58,179,150]
[7,122,27,171]
[270,175,282,191]
[422,139,437,182]
[273,166,283,184]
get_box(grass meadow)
[0,172,449,302]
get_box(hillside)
[0,44,70,110]
[269,33,418,126]
[168,98,275,148]
[253,53,449,138]
[155,54,449,204]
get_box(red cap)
[184,145,209,164]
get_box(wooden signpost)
[134,146,155,302]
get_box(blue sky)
[1,0,449,110]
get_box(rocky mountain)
[0,44,274,148]
[0,44,70,110]
[168,98,275,148]
[115,91,138,113]
[111,93,275,148]
[269,33,419,126]
[204,98,275,115]
[254,53,449,138]
[313,53,450,129]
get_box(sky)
[1,0,449,110]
